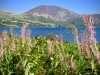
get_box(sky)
[0,0,100,14]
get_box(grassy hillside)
[0,11,59,27]
[0,10,100,27]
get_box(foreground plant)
[0,16,100,75]
[83,15,100,65]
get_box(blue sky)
[0,0,100,14]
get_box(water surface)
[0,27,100,43]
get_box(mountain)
[25,5,81,22]
[0,5,100,27]
[90,14,100,26]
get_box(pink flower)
[82,35,89,57]
[26,28,31,42]
[83,15,95,37]
[83,15,100,64]
[69,55,76,73]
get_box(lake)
[0,27,100,43]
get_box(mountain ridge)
[25,5,81,22]
[0,5,100,27]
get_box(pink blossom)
[82,35,89,57]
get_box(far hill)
[90,14,100,26]
[0,5,100,27]
[25,5,81,22]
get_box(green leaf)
[50,57,54,61]
[29,73,34,75]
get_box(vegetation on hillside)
[0,5,100,27]
[0,7,100,28]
